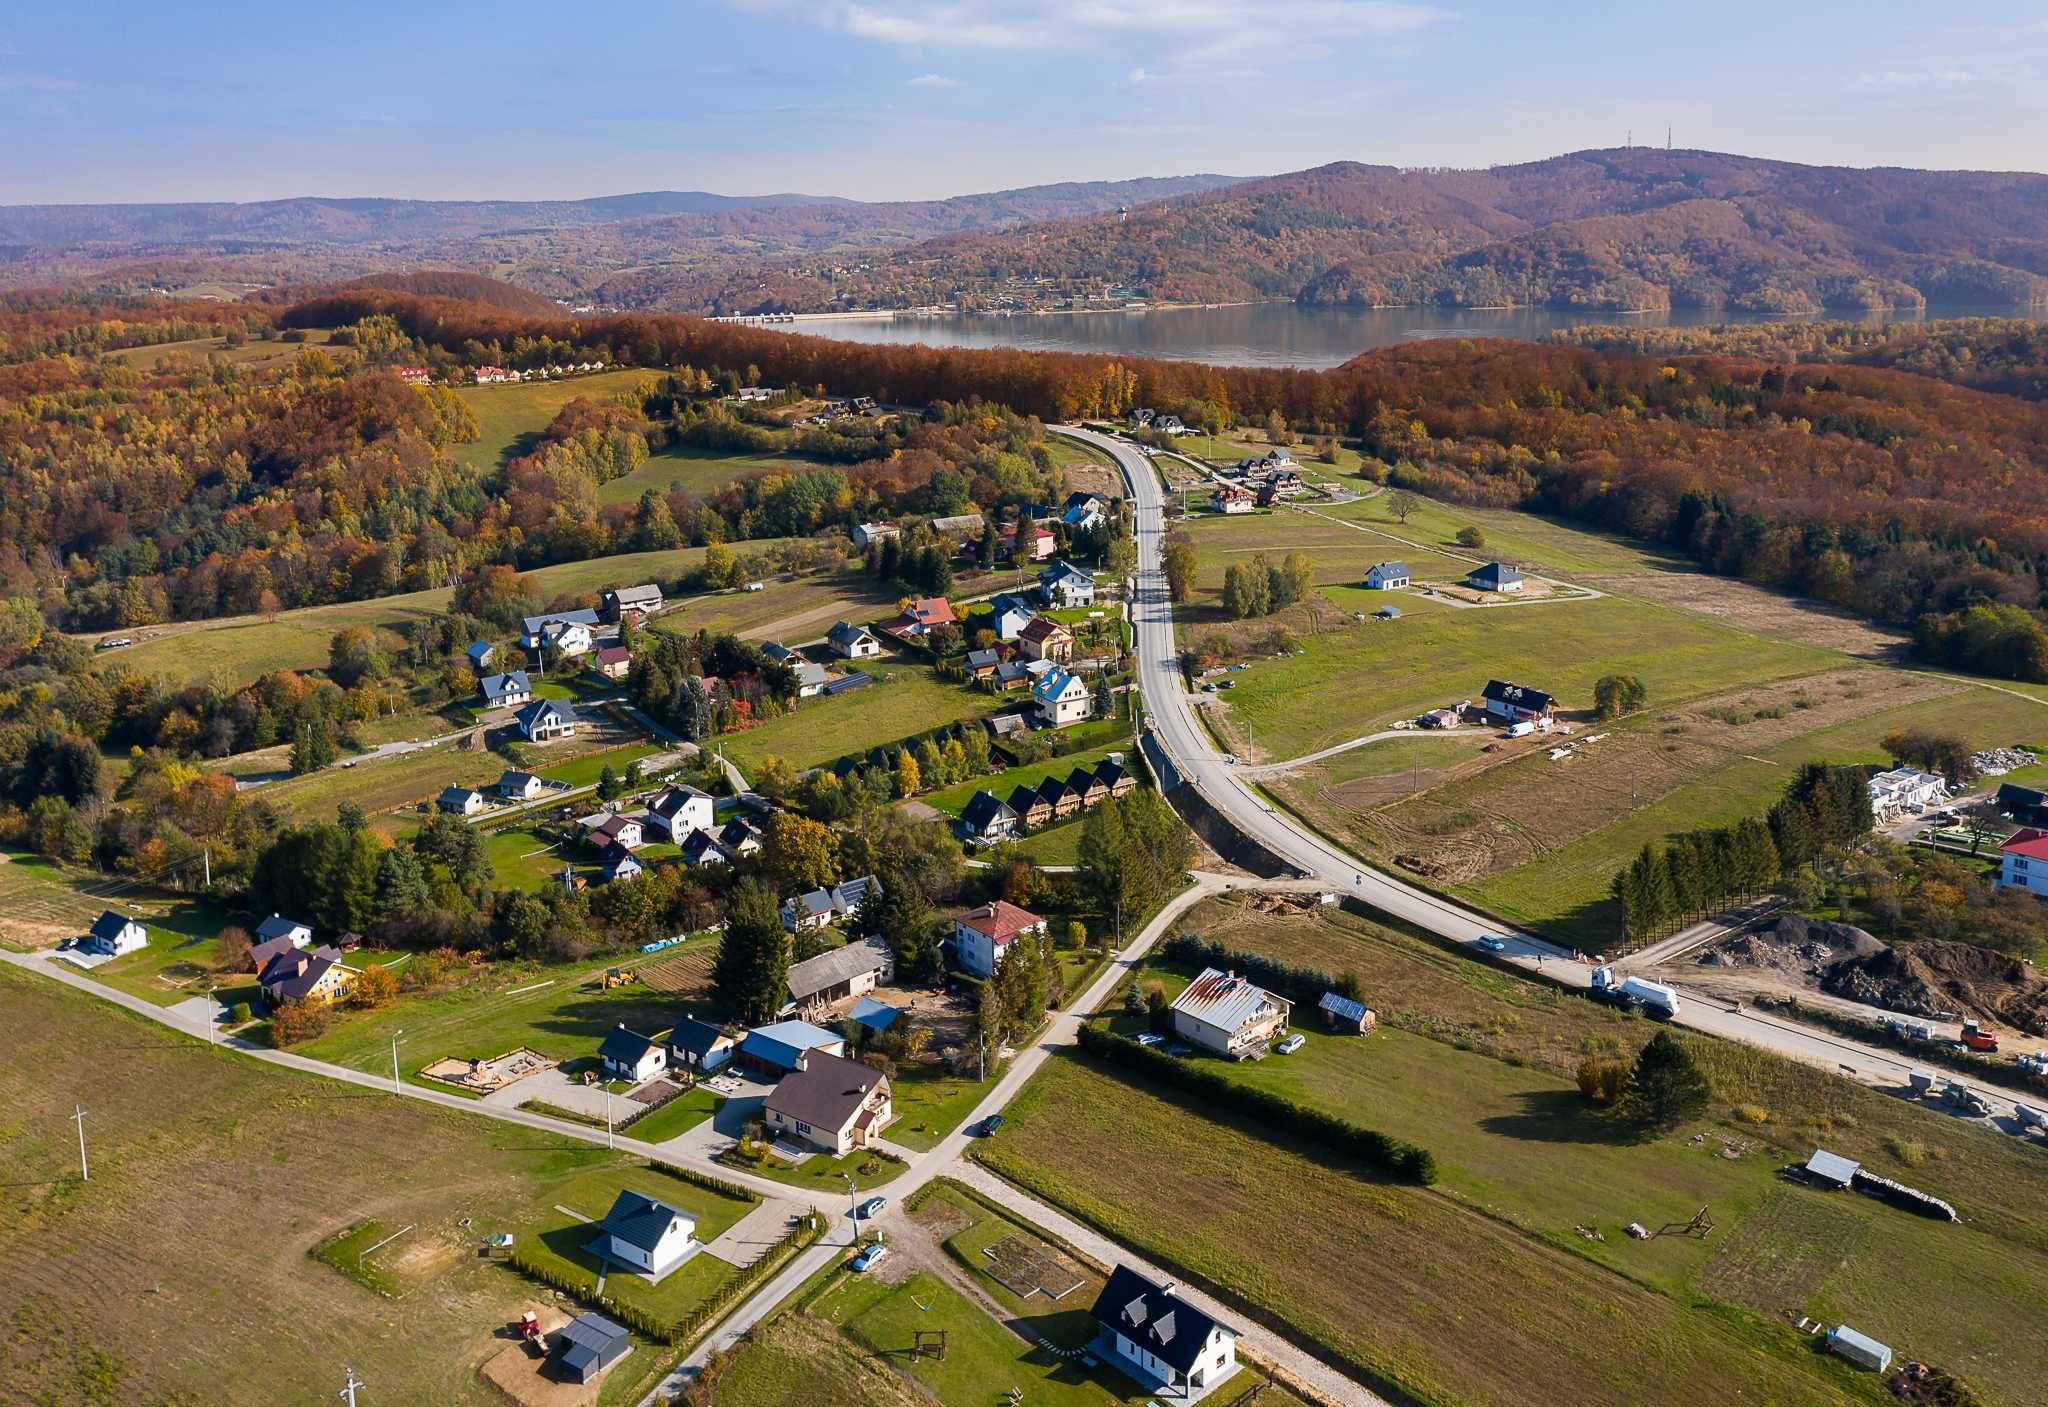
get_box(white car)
[1477,935,1507,952]
[96,637,134,651]
[1276,1034,1306,1055]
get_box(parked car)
[856,1196,887,1220]
[1276,1034,1306,1055]
[1134,1032,1164,1048]
[1202,683,1218,693]
[1477,935,1507,952]
[96,637,133,651]
[978,1114,1006,1136]
[850,1242,889,1272]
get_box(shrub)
[1076,1025,1436,1184]
[1455,525,1485,548]
[1575,1057,1628,1106]
[1732,1103,1772,1125]
[1887,1136,1927,1167]
[231,1001,254,1023]
[268,998,332,1047]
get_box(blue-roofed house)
[1363,562,1410,590]
[515,697,579,742]
[465,640,495,672]
[735,1020,846,1076]
[478,670,532,708]
[1465,561,1525,593]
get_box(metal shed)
[1803,1149,1860,1189]
[1825,1324,1892,1373]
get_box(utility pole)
[606,1086,615,1149]
[339,1366,366,1406]
[390,1029,405,1094]
[202,846,211,888]
[842,1172,860,1226]
[70,1104,89,1182]
[206,983,217,1046]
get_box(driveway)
[483,1067,623,1122]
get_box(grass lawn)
[1316,485,1681,576]
[517,1160,752,1322]
[295,936,721,1089]
[0,962,683,1406]
[536,741,668,790]
[620,1085,724,1142]
[918,744,1123,818]
[253,739,510,823]
[723,1143,908,1193]
[483,825,579,890]
[0,850,223,954]
[452,367,662,473]
[886,1061,1001,1150]
[1008,822,1084,866]
[717,662,998,774]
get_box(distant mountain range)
[8,150,2048,317]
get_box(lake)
[777,301,2039,370]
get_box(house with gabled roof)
[584,1190,695,1280]
[1095,758,1136,798]
[1998,827,2048,896]
[1363,562,1410,590]
[1089,1263,1240,1400]
[256,914,313,948]
[645,784,715,840]
[520,608,602,651]
[593,643,633,680]
[1008,784,1052,829]
[1318,990,1376,1033]
[779,875,882,932]
[851,521,901,550]
[717,816,764,858]
[599,842,643,883]
[465,640,495,672]
[477,670,532,708]
[259,945,354,1006]
[1480,680,1553,723]
[989,592,1037,641]
[782,936,895,1017]
[515,697,579,742]
[1465,561,1524,593]
[1031,667,1092,728]
[1169,967,1290,1060]
[1213,484,1254,515]
[668,1015,737,1073]
[1039,560,1096,608]
[1018,615,1073,664]
[763,1050,894,1156]
[950,900,1046,978]
[581,811,645,850]
[600,584,662,622]
[496,770,547,802]
[550,1313,631,1384]
[826,621,883,660]
[1038,773,1080,819]
[1066,766,1108,809]
[882,597,956,641]
[678,828,729,868]
[959,790,1018,843]
[82,911,148,957]
[438,785,487,816]
[598,1024,667,1082]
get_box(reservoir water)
[781,301,2039,371]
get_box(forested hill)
[741,148,2048,316]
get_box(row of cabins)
[471,361,606,385]
[957,757,1136,842]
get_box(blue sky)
[5,2,2046,203]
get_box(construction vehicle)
[1908,1069,1936,1097]
[1590,967,1680,1018]
[1959,1020,2000,1054]
[2017,1052,2048,1076]
[600,967,637,991]
[2015,1104,2047,1133]
[1942,1081,1991,1116]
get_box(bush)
[231,1001,254,1023]
[1455,525,1485,548]
[1076,1025,1436,1183]
[268,998,332,1047]
[1575,1057,1628,1105]
[351,963,399,1009]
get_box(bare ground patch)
[1586,571,1910,659]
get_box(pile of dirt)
[1822,939,2048,1035]
[1695,915,1885,976]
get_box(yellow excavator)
[600,967,637,991]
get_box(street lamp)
[390,1029,404,1094]
[842,1172,860,1226]
[206,983,217,1047]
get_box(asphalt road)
[1055,423,2048,1127]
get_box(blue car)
[1477,935,1507,952]
[851,1242,889,1272]
[856,1196,887,1220]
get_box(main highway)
[1055,423,2046,1125]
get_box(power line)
[339,1366,367,1406]
[70,1104,89,1181]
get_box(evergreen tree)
[712,882,790,1026]
[373,846,432,918]
[1623,1031,1710,1129]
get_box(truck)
[1942,1081,1991,1116]
[1959,1019,2000,1054]
[2015,1103,2047,1133]
[1589,967,1681,1019]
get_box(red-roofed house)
[1998,827,2048,896]
[949,900,1048,978]
[882,597,956,641]
[592,643,632,680]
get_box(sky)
[5,1,2047,204]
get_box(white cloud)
[1124,67,1148,86]
[1855,68,1977,88]
[735,1,1452,66]
[908,72,960,88]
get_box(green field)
[717,662,999,774]
[516,1160,752,1322]
[295,938,718,1089]
[1070,895,2048,1407]
[595,444,828,505]
[654,569,901,644]
[0,963,685,1405]
[452,367,662,473]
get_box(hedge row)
[1076,1024,1437,1184]
[648,1158,761,1205]
[1161,933,1360,1009]
[505,1247,677,1344]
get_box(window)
[796,1120,811,1135]
[2018,858,2030,871]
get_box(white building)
[645,784,716,840]
[950,900,1046,978]
[1089,1264,1239,1400]
[1031,668,1092,728]
[1168,968,1291,1060]
[598,1025,667,1082]
[1997,828,2048,895]
[586,1190,696,1278]
[1868,767,1947,820]
[82,911,148,957]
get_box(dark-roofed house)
[994,659,1033,690]
[599,842,643,883]
[1019,619,1069,663]
[718,816,764,856]
[256,914,313,948]
[763,1050,894,1155]
[960,789,1019,843]
[247,933,302,975]
[465,640,495,672]
[582,811,645,850]
[950,900,1047,978]
[1008,784,1052,829]
[1317,991,1376,1034]
[779,875,881,933]
[989,592,1037,641]
[964,647,1003,682]
[585,1190,696,1279]
[678,828,729,868]
[592,643,633,680]
[1067,767,1108,809]
[668,1015,737,1073]
[646,784,715,840]
[1038,773,1080,819]
[478,670,532,708]
[1480,679,1553,723]
[1169,968,1290,1060]
[437,785,487,816]
[598,1024,667,1082]
[826,621,884,660]
[1466,561,1524,593]
[515,697,579,742]
[550,1312,631,1384]
[520,607,601,651]
[1998,782,2048,827]
[496,770,547,802]
[735,1020,845,1076]
[1363,562,1410,590]
[1039,560,1096,608]
[1089,1263,1240,1399]
[260,946,353,1006]
[1095,758,1136,798]
[782,936,895,1018]
[82,910,148,957]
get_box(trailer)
[1618,975,1681,1019]
[1907,1069,1936,1097]
[2014,1103,2046,1132]
[1886,1016,1936,1043]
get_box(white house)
[437,785,487,816]
[950,900,1046,978]
[515,698,579,742]
[1997,828,2048,895]
[826,621,884,660]
[254,914,314,949]
[1465,561,1525,593]
[645,784,715,839]
[1089,1264,1240,1400]
[1040,560,1096,608]
[1868,767,1947,820]
[581,811,646,851]
[1480,680,1554,724]
[520,608,602,651]
[1363,562,1410,590]
[851,521,901,550]
[585,1190,696,1279]
[668,1015,738,1073]
[496,770,547,802]
[1168,968,1291,1060]
[82,910,148,957]
[780,876,882,932]
[541,618,596,658]
[598,1024,668,1082]
[1031,668,1093,728]
[989,593,1037,641]
[478,671,532,709]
